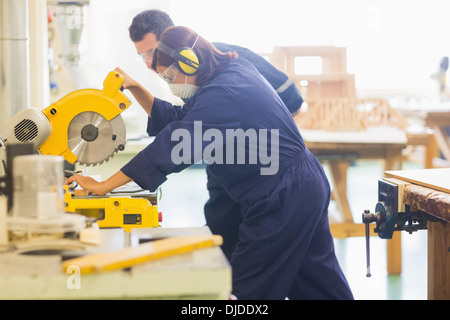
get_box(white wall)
[49,0,450,136]
[169,0,450,98]
[49,0,182,138]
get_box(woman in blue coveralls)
[126,9,304,262]
[66,26,353,300]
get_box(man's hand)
[113,66,155,117]
[114,67,138,90]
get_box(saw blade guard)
[68,111,126,165]
[38,71,131,165]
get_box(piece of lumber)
[73,189,89,197]
[62,234,223,274]
[385,168,450,194]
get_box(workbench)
[301,128,406,230]
[383,168,450,300]
[299,128,407,275]
[0,227,231,299]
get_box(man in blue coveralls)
[121,9,304,261]
[67,25,353,300]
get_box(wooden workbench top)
[385,168,450,222]
[385,168,450,194]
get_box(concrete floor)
[156,159,428,300]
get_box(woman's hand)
[65,175,108,196]
[65,170,133,196]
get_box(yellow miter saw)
[3,71,161,231]
[4,71,129,165]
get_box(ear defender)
[156,41,201,75]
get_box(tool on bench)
[2,71,162,231]
[3,71,130,166]
[64,184,161,232]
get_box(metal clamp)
[362,180,431,277]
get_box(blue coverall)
[121,58,353,299]
[207,42,304,260]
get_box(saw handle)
[102,71,125,98]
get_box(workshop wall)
[3,0,450,175]
[48,0,182,139]
[44,0,450,139]
[170,0,450,100]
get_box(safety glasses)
[136,48,155,64]
[158,63,179,84]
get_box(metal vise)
[361,179,437,277]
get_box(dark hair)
[151,26,238,87]
[129,9,174,42]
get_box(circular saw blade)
[68,111,126,166]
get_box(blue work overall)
[121,58,353,300]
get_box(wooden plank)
[404,184,450,222]
[385,168,450,194]
[62,234,223,274]
[301,127,407,144]
[73,189,89,197]
[428,221,450,300]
